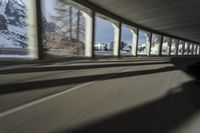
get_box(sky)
[96,18,146,45]
[42,0,146,45]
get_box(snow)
[0,0,8,6]
[162,42,169,49]
[137,43,146,54]
[11,0,25,10]
[15,0,24,6]
[0,0,27,49]
[7,24,27,36]
[94,43,112,51]
[0,54,28,58]
[151,44,159,55]
[139,43,146,47]
[0,0,8,13]
[0,33,21,48]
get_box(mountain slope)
[0,0,27,48]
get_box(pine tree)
[50,0,85,54]
[51,0,74,39]
[69,6,73,39]
[76,10,81,42]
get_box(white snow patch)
[7,24,27,36]
[15,0,24,6]
[0,54,28,58]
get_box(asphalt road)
[1,57,200,133]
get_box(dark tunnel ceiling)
[87,0,200,43]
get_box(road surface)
[0,57,200,133]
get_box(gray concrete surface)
[0,57,200,133]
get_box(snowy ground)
[120,50,132,56]
[0,54,29,58]
[95,51,113,56]
[44,49,84,56]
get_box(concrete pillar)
[149,33,152,56]
[191,44,194,55]
[26,0,41,59]
[188,43,191,55]
[130,28,138,56]
[193,44,195,55]
[181,41,184,56]
[190,44,192,55]
[176,40,180,56]
[112,21,121,57]
[195,44,198,55]
[188,44,190,55]
[198,45,200,55]
[82,10,95,57]
[159,36,163,56]
[145,32,151,56]
[196,45,198,55]
[184,42,187,55]
[185,42,189,55]
[169,38,172,56]
[194,44,196,55]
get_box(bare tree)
[69,6,73,39]
[75,9,85,43]
[76,10,81,42]
[49,0,85,54]
[51,0,74,39]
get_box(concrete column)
[198,45,200,55]
[195,44,198,55]
[194,44,196,55]
[168,38,172,56]
[112,21,121,57]
[195,45,197,55]
[188,43,191,55]
[185,42,189,55]
[26,0,41,59]
[196,45,198,55]
[189,44,192,55]
[184,42,187,55]
[82,10,95,57]
[130,28,138,56]
[176,40,180,56]
[193,44,194,55]
[159,36,163,56]
[145,32,151,56]
[149,33,152,56]
[181,41,184,56]
[191,44,194,55]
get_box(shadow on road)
[0,65,178,95]
[1,57,200,133]
[56,80,200,133]
[0,61,170,74]
[0,57,199,96]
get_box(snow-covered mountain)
[0,0,27,48]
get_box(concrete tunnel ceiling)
[86,0,200,43]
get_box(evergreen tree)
[51,0,85,42]
[51,0,74,40]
